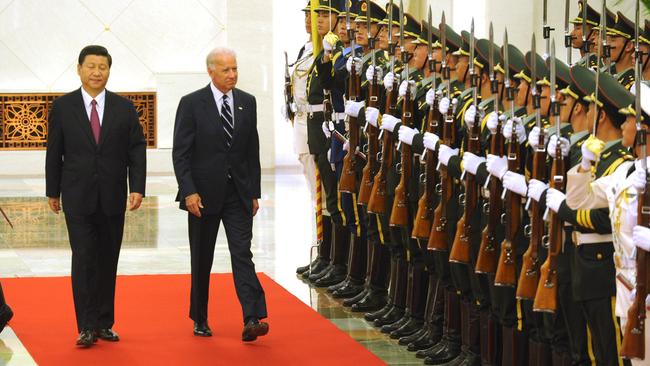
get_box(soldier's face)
[621,115,638,148]
[585,102,596,133]
[208,54,238,93]
[571,24,589,49]
[356,23,369,46]
[455,56,469,83]
[317,11,338,36]
[515,79,529,108]
[608,35,630,62]
[411,44,428,68]
[337,18,349,43]
[304,11,311,34]
[559,93,573,123]
[540,85,551,116]
[432,48,443,73]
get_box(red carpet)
[1,273,385,366]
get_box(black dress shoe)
[311,267,347,287]
[307,264,333,282]
[242,319,269,342]
[389,317,423,339]
[0,305,13,334]
[380,313,410,334]
[374,306,405,327]
[301,260,329,280]
[351,290,387,312]
[327,278,349,293]
[399,326,428,346]
[423,338,461,365]
[417,339,448,359]
[193,322,212,337]
[76,330,96,347]
[339,286,367,304]
[95,328,120,341]
[364,302,393,322]
[296,258,323,275]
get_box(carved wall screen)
[0,92,156,150]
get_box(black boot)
[381,309,411,333]
[350,287,387,312]
[399,325,428,346]
[364,253,398,321]
[390,262,427,339]
[374,256,407,327]
[301,216,333,279]
[551,350,572,366]
[501,325,527,366]
[332,281,365,299]
[326,277,349,293]
[311,223,350,287]
[440,302,481,366]
[528,339,551,366]
[479,310,499,366]
[409,270,444,352]
[423,289,461,364]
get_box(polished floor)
[0,168,422,365]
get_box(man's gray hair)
[206,47,237,70]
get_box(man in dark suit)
[172,47,268,342]
[0,283,13,334]
[45,45,147,347]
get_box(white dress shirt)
[80,87,106,126]
[210,83,234,126]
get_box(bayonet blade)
[488,22,494,82]
[550,40,557,111]
[565,0,572,64]
[399,0,405,53]
[470,18,476,106]
[601,0,609,71]
[441,12,447,64]
[544,0,550,55]
[427,7,432,60]
[504,29,510,88]
[582,0,590,63]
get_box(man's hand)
[252,199,259,217]
[128,192,143,211]
[185,193,204,218]
[48,197,61,214]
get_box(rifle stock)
[359,79,380,205]
[389,89,414,228]
[427,113,455,251]
[339,65,361,193]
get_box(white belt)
[332,112,346,121]
[573,231,612,245]
[614,253,636,269]
[306,104,324,113]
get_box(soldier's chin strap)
[613,39,630,65]
[567,98,578,123]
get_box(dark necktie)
[90,99,101,144]
[221,95,234,148]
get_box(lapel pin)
[238,106,243,110]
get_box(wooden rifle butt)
[427,205,448,251]
[475,228,497,274]
[412,192,433,239]
[358,166,373,205]
[620,301,646,360]
[516,250,540,300]
[532,261,557,313]
[494,239,517,287]
[338,155,357,193]
[367,174,386,214]
[449,215,470,264]
[389,183,408,227]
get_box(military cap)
[538,58,571,89]
[584,72,634,126]
[302,1,310,12]
[394,13,421,39]
[412,20,438,46]
[316,0,346,13]
[354,0,385,22]
[475,38,504,74]
[338,0,359,18]
[433,24,462,53]
[502,44,525,77]
[570,0,600,27]
[452,30,470,56]
[607,11,635,40]
[619,81,650,123]
[561,65,596,102]
[379,2,400,27]
[515,51,547,84]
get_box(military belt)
[572,231,612,245]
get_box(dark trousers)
[580,297,629,366]
[64,209,124,332]
[188,180,267,325]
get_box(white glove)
[322,32,338,53]
[399,80,417,97]
[383,72,396,90]
[346,56,362,73]
[528,127,543,150]
[462,152,486,175]
[631,157,650,191]
[527,179,548,202]
[398,126,418,146]
[366,65,383,83]
[344,100,364,118]
[425,88,436,107]
[438,144,459,166]
[343,141,349,152]
[632,225,650,251]
[365,107,380,128]
[322,121,332,138]
[580,136,605,170]
[503,171,528,196]
[502,117,527,144]
[486,112,501,133]
[486,154,508,180]
[546,188,566,213]
[380,114,399,132]
[547,135,570,158]
[423,132,440,151]
[438,96,450,115]
[465,105,478,128]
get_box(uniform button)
[596,253,603,260]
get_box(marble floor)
[0,169,422,365]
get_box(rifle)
[517,35,545,299]
[621,0,647,358]
[368,0,399,214]
[339,1,360,194]
[428,11,456,251]
[283,51,296,121]
[412,8,439,239]
[564,0,573,65]
[332,130,367,161]
[389,0,412,228]
[534,40,564,313]
[495,28,521,287]
[358,3,380,206]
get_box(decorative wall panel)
[0,92,156,150]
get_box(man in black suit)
[45,45,147,347]
[172,47,268,342]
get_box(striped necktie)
[221,95,234,148]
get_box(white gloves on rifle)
[632,225,650,251]
[344,100,364,118]
[503,171,528,196]
[486,154,508,180]
[438,96,451,115]
[366,65,383,83]
[438,144,459,166]
[528,126,545,150]
[322,32,339,53]
[423,132,440,151]
[486,112,504,134]
[398,126,418,146]
[546,188,566,213]
[547,135,570,158]
[425,88,436,107]
[527,179,548,202]
[380,114,400,132]
[346,56,362,73]
[365,107,380,128]
[465,105,478,129]
[502,117,527,144]
[580,136,605,171]
[462,152,485,175]
[383,71,397,90]
[399,80,417,97]
[631,157,650,191]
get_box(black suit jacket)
[172,85,261,214]
[45,88,147,216]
